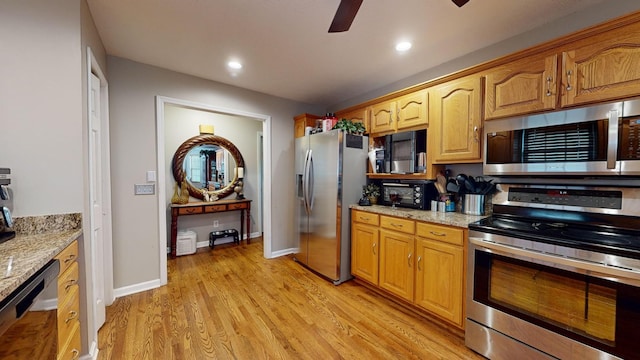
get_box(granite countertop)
[350,204,488,228]
[0,213,82,303]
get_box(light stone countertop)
[350,205,488,228]
[0,213,82,303]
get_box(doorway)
[155,96,272,285]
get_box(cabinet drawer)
[416,222,464,246]
[57,261,79,301]
[57,285,80,352]
[380,216,415,235]
[178,207,203,215]
[58,322,81,360]
[204,204,227,212]
[228,203,248,210]
[352,210,379,226]
[55,241,78,275]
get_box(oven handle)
[470,237,640,282]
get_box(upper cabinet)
[561,20,640,107]
[336,107,370,133]
[369,100,397,134]
[397,90,428,130]
[484,53,558,120]
[293,113,321,138]
[430,74,482,163]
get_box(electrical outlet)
[134,184,155,195]
[213,220,219,227]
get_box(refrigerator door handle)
[303,149,312,215]
[307,150,315,212]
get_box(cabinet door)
[379,228,414,302]
[431,75,482,163]
[561,22,640,107]
[484,54,558,120]
[370,101,396,134]
[293,113,321,138]
[338,107,370,133]
[397,90,428,130]
[414,237,464,327]
[351,222,379,285]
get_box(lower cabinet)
[351,209,466,329]
[56,240,81,360]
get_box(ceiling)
[87,0,608,106]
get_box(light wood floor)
[98,239,485,359]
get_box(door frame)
[155,96,272,285]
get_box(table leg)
[246,204,251,244]
[240,208,245,244]
[170,210,178,258]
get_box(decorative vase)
[171,183,181,204]
[368,196,378,205]
[179,181,190,204]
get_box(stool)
[209,228,240,248]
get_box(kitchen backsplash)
[11,213,82,235]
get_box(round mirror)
[172,134,245,200]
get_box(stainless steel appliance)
[380,180,438,210]
[466,184,640,360]
[383,129,426,174]
[294,130,368,284]
[484,97,640,176]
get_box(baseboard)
[79,339,99,360]
[114,278,162,299]
[270,247,297,258]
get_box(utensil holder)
[463,194,485,215]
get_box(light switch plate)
[134,184,155,195]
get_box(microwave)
[383,129,427,174]
[380,180,438,210]
[484,97,640,176]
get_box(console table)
[169,199,251,258]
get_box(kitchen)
[2,0,640,359]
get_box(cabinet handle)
[64,254,76,264]
[390,223,403,228]
[359,216,369,221]
[408,253,412,267]
[473,126,480,143]
[65,279,78,291]
[566,70,573,91]
[65,310,78,324]
[372,242,377,255]
[546,76,552,96]
[417,256,422,271]
[71,349,80,360]
[429,231,446,237]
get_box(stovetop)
[470,184,640,260]
[470,215,640,260]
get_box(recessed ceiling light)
[228,61,243,70]
[395,41,412,52]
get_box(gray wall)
[107,56,323,290]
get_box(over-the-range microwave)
[484,97,640,176]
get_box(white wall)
[0,0,83,216]
[164,105,263,245]
[108,57,323,290]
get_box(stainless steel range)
[466,184,640,360]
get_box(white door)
[89,73,106,330]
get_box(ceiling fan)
[328,0,470,33]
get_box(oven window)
[473,250,640,359]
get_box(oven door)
[466,236,640,360]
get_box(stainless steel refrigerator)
[294,129,368,284]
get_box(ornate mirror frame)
[172,134,245,200]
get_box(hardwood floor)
[98,239,485,359]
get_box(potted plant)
[333,118,366,135]
[363,183,380,204]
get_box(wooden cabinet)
[379,216,415,302]
[414,223,465,327]
[56,240,81,360]
[430,74,482,163]
[350,209,467,328]
[294,113,321,138]
[484,53,558,120]
[397,90,428,130]
[336,107,369,133]
[351,210,380,285]
[369,100,397,134]
[561,20,640,107]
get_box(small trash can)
[176,230,197,256]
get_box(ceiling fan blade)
[452,0,470,7]
[328,0,363,33]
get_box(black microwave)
[380,180,438,210]
[484,97,640,176]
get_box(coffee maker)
[0,168,15,243]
